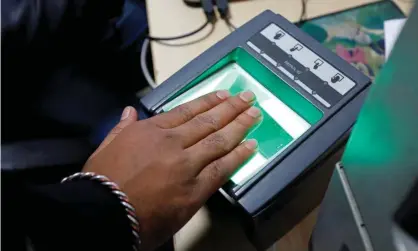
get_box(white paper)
[384,18,406,60]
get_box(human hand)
[83,90,261,250]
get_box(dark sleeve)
[8,180,135,251]
[1,0,124,56]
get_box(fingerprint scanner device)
[141,10,371,250]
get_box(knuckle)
[178,152,192,167]
[202,93,217,107]
[194,114,220,131]
[207,159,224,181]
[185,177,200,188]
[163,150,190,168]
[203,133,230,152]
[232,145,250,162]
[151,114,174,129]
[175,105,194,122]
[232,147,245,160]
[164,130,178,141]
[235,113,254,128]
[161,155,181,168]
[225,99,242,113]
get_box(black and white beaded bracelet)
[61,172,141,251]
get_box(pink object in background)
[335,45,367,65]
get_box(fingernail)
[246,107,261,118]
[216,90,230,100]
[239,91,255,102]
[121,107,131,121]
[244,139,258,150]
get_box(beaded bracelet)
[61,172,141,251]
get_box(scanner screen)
[162,49,322,185]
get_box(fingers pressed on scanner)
[90,106,138,158]
[186,106,261,175]
[195,139,258,200]
[151,90,230,129]
[174,91,256,148]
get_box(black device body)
[141,10,370,250]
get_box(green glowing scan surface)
[163,48,322,185]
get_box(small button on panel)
[247,23,357,108]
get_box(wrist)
[62,172,141,250]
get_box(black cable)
[226,21,234,32]
[298,0,308,26]
[147,20,211,41]
[140,39,156,88]
[225,19,237,31]
[141,20,213,88]
[216,0,237,32]
[140,0,215,88]
[216,0,230,18]
[155,23,216,47]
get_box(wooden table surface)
[145,1,415,250]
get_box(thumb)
[90,106,138,158]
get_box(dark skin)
[84,90,261,250]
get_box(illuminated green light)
[163,48,323,185]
